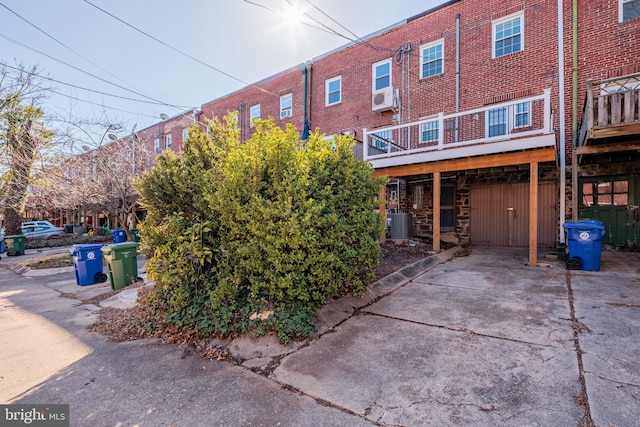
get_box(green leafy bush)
[136,116,384,343]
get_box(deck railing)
[580,74,640,143]
[364,89,552,161]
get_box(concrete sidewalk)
[1,245,639,426]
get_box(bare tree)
[0,63,52,235]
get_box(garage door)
[470,182,557,247]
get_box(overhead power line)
[82,0,277,97]
[0,1,139,91]
[0,33,190,111]
[0,61,192,108]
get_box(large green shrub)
[136,116,384,343]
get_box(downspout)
[558,0,567,244]
[302,64,308,121]
[455,13,460,142]
[571,0,579,223]
[572,0,578,148]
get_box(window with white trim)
[372,59,391,91]
[420,40,444,78]
[154,138,161,154]
[621,0,640,21]
[493,12,523,58]
[514,102,530,128]
[420,120,439,142]
[165,135,172,150]
[280,93,292,119]
[250,104,260,127]
[182,128,189,143]
[325,76,342,106]
[487,101,531,137]
[488,107,507,137]
[372,129,393,150]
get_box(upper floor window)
[420,120,439,142]
[493,12,523,58]
[621,0,640,21]
[488,101,531,137]
[154,138,161,154]
[250,104,260,126]
[165,135,172,150]
[372,59,391,91]
[420,40,444,78]
[182,128,189,143]
[514,102,530,128]
[325,76,342,106]
[280,93,292,119]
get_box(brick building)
[97,0,640,261]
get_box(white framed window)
[372,59,392,91]
[487,101,531,137]
[325,76,342,106]
[165,135,172,150]
[420,120,439,142]
[154,138,161,154]
[372,129,393,150]
[182,128,189,142]
[620,0,640,21]
[250,104,260,126]
[420,40,444,78]
[514,102,530,128]
[280,93,292,119]
[488,107,508,137]
[492,12,524,58]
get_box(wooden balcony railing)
[579,74,640,144]
[364,89,552,166]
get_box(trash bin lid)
[72,244,105,251]
[563,221,604,230]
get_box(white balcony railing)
[364,89,553,167]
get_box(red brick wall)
[200,67,306,142]
[308,0,561,143]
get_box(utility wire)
[0,61,192,107]
[83,0,277,97]
[242,0,337,36]
[47,89,160,119]
[0,1,139,91]
[0,33,191,111]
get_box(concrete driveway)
[1,246,639,426]
[273,247,640,426]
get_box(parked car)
[20,221,65,240]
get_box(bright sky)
[1,0,447,144]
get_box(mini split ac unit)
[372,87,397,113]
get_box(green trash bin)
[5,235,25,256]
[129,228,141,243]
[101,242,140,290]
[64,223,74,234]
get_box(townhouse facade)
[50,0,639,262]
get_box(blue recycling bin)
[0,239,4,257]
[111,229,127,243]
[69,244,108,286]
[563,221,605,271]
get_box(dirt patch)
[375,241,435,280]
[19,253,74,269]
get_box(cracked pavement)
[1,246,639,426]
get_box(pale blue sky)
[1,0,447,143]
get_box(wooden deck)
[579,75,640,143]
